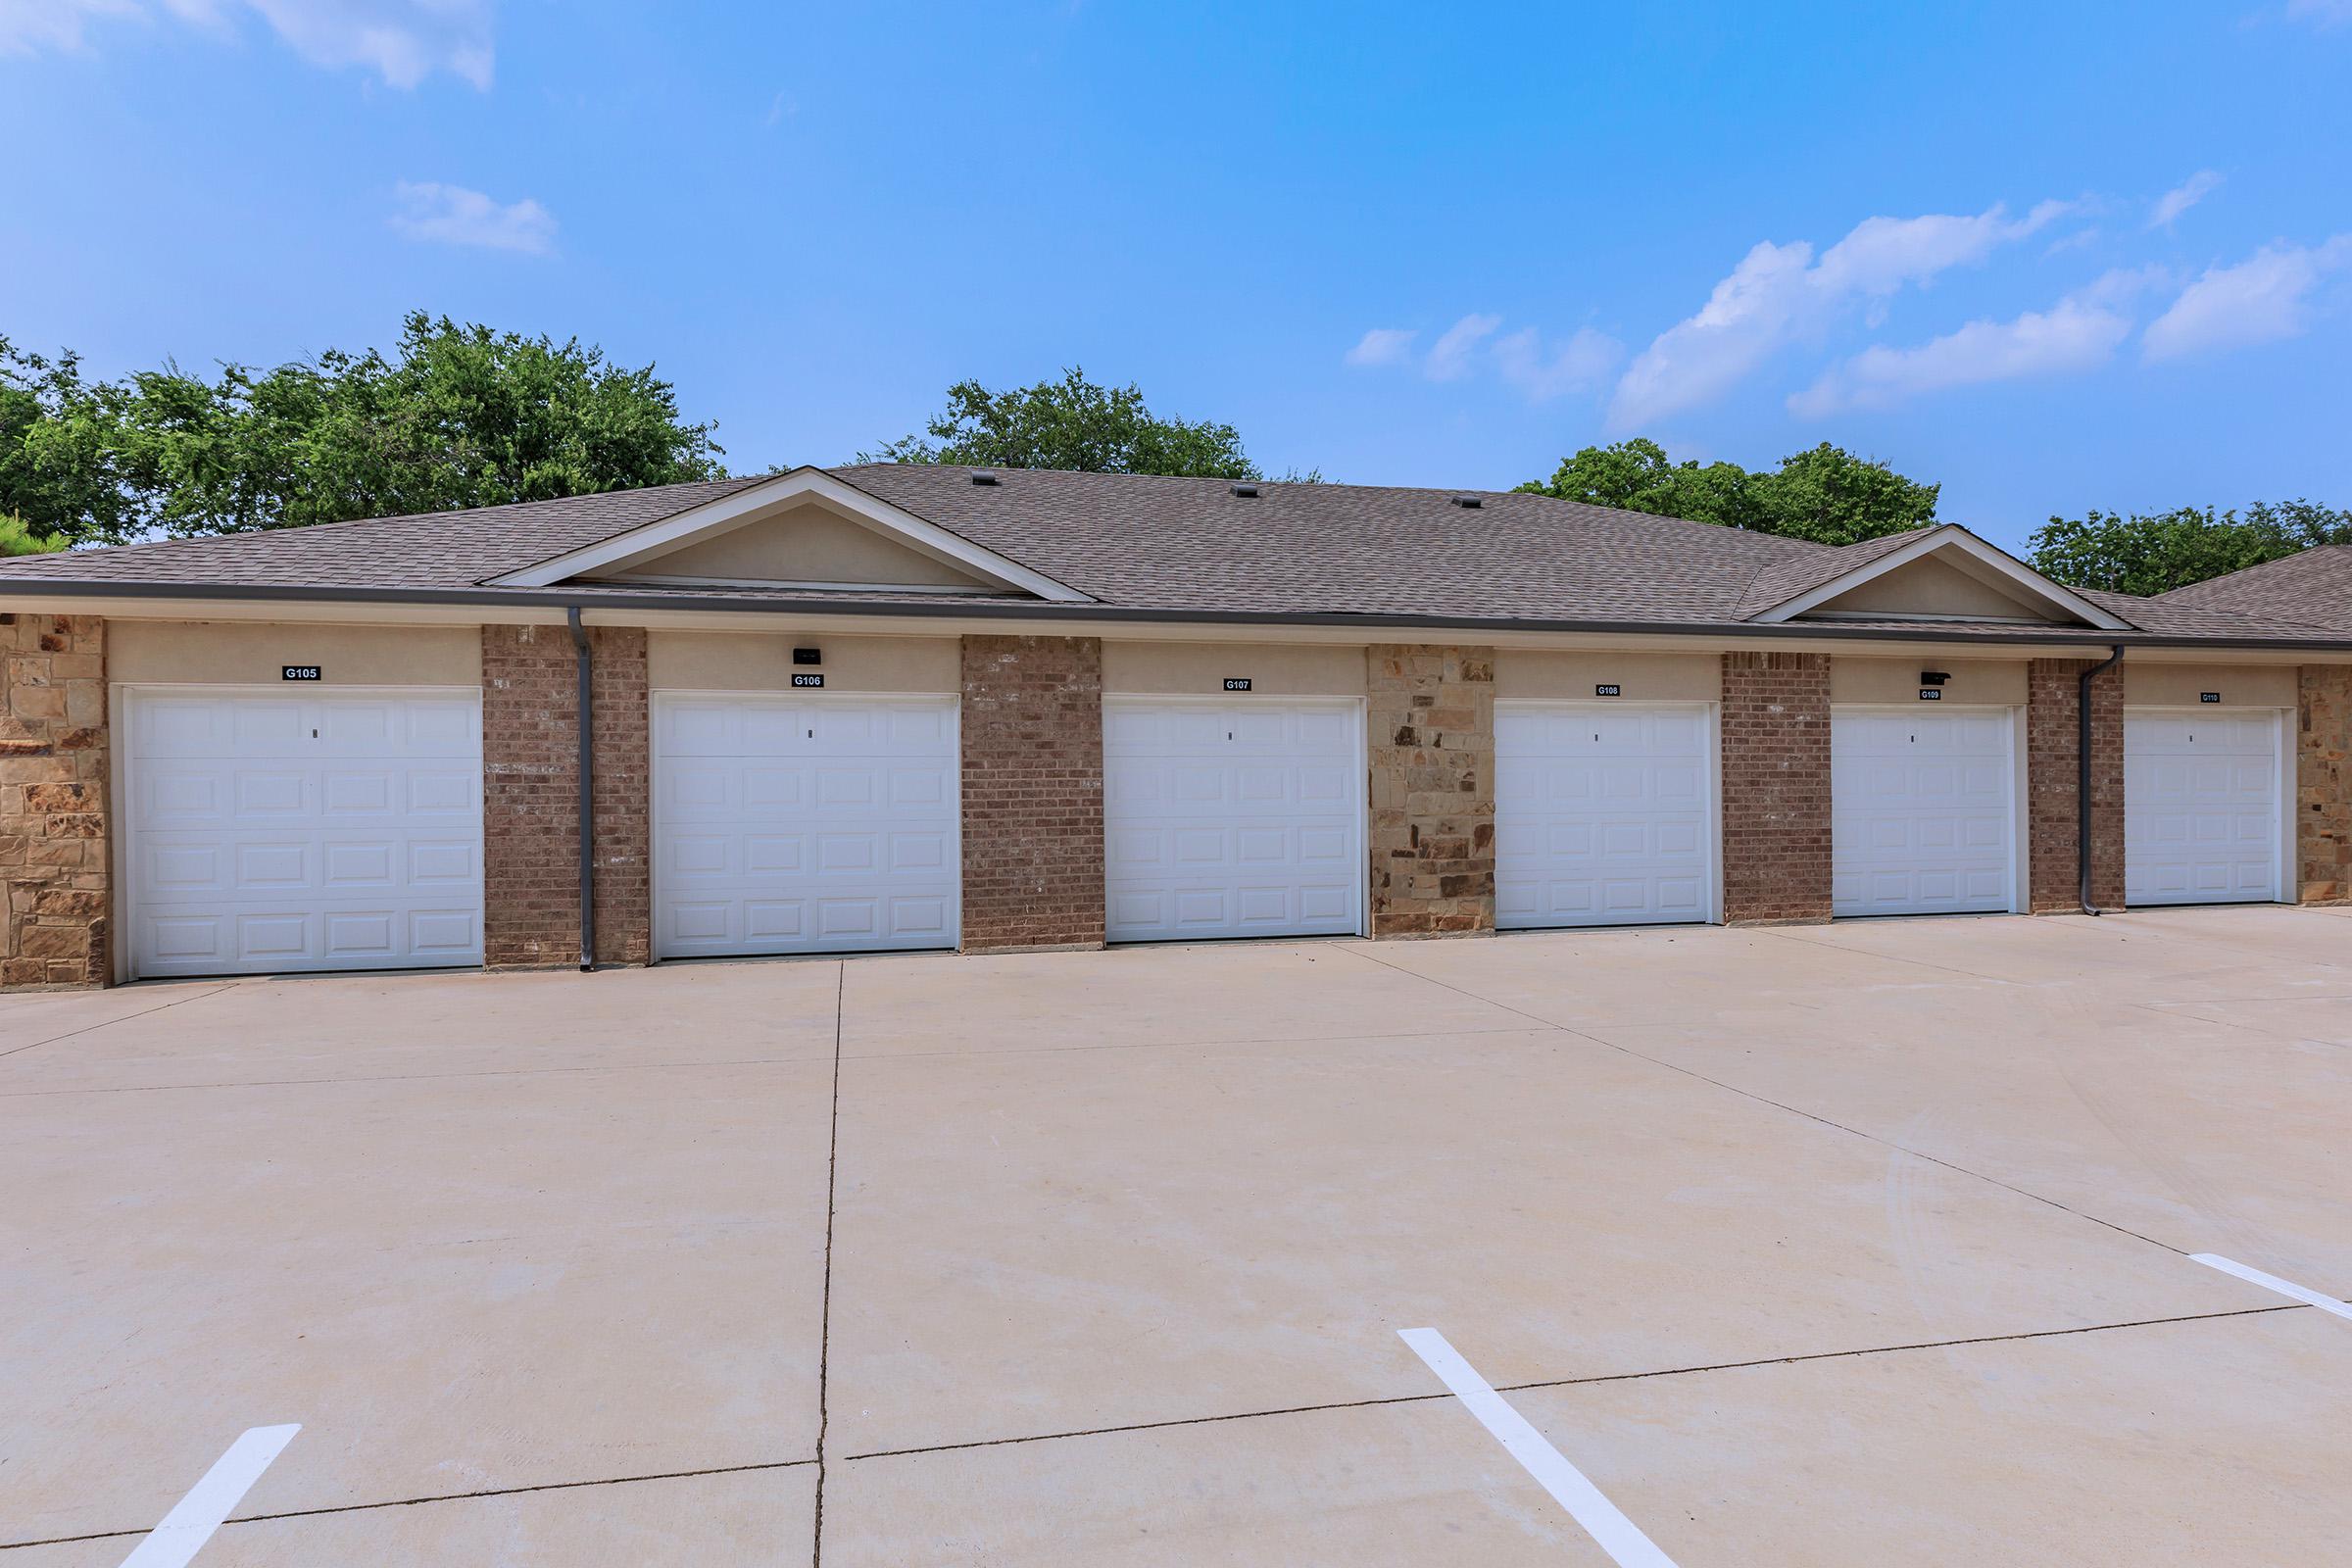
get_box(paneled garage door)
[2125,710,2283,906]
[1494,703,1713,928]
[125,689,483,978]
[1832,708,2016,917]
[653,695,958,958]
[1103,699,1363,942]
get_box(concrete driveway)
[4,908,2350,1565]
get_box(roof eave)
[5,576,2348,650]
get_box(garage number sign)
[1594,684,1622,697]
[2200,692,2222,703]
[1223,678,1251,691]
[1918,688,1943,701]
[792,672,824,688]
[282,665,322,681]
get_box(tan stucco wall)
[1102,640,1368,697]
[1831,656,2027,707]
[1494,650,1719,703]
[605,500,988,589]
[2125,662,2298,709]
[1817,554,2063,621]
[646,630,958,693]
[108,620,481,686]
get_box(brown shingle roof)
[2154,546,2352,632]
[0,464,2342,645]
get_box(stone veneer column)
[958,635,1105,953]
[2298,664,2352,905]
[1367,644,1494,938]
[0,613,111,989]
[1719,652,1832,924]
[480,623,651,967]
[2025,657,2125,912]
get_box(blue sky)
[4,1,2349,551]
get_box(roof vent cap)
[969,470,1000,486]
[1229,482,1260,498]
[1449,495,1485,510]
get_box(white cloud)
[1345,313,1623,402]
[1607,238,1815,430]
[2147,171,2223,229]
[1493,325,1623,400]
[0,0,140,52]
[391,180,554,253]
[0,0,493,87]
[1810,200,2067,297]
[1423,313,1501,381]
[1606,200,2067,430]
[2142,236,2352,361]
[1791,267,2162,416]
[1343,327,1417,368]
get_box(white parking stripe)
[1398,1328,1680,1568]
[118,1425,300,1568]
[2191,1254,2352,1320]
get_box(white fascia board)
[486,466,1092,602]
[1752,524,2133,630]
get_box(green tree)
[2,314,726,544]
[1747,442,1942,546]
[0,513,69,555]
[1517,438,1938,546]
[1,337,140,546]
[863,367,1262,478]
[2028,502,2352,595]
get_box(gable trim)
[1750,525,2132,631]
[486,466,1093,601]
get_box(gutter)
[2078,645,2126,915]
[3,576,2350,652]
[566,607,596,971]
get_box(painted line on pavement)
[1398,1328,1680,1568]
[117,1425,300,1568]
[2191,1254,2352,1320]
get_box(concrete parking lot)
[4,906,2350,1565]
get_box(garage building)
[3,466,2347,988]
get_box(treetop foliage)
[861,367,1268,480]
[1,313,725,545]
[1517,438,1940,548]
[2027,501,2352,597]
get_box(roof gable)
[1745,525,2132,630]
[487,466,1092,601]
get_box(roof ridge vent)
[1449,495,1485,510]
[970,470,1000,486]
[1229,482,1260,498]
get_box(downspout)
[566,607,597,970]
[2078,645,2126,914]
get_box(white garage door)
[126,689,483,978]
[653,695,958,958]
[2125,710,2282,906]
[1832,708,2016,917]
[1103,699,1362,942]
[1494,703,1713,928]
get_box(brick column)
[2298,665,2352,906]
[481,623,651,967]
[1367,644,1494,938]
[1,613,111,989]
[2026,657,2125,912]
[1720,652,1831,924]
[959,635,1104,953]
